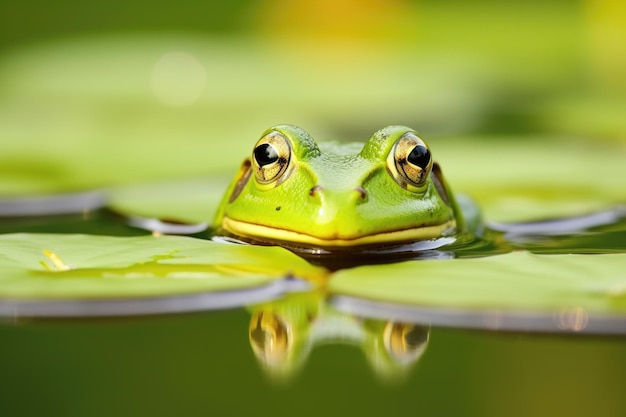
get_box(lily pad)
[435,137,626,222]
[328,252,626,316]
[0,234,325,301]
[107,177,227,224]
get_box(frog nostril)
[354,186,367,199]
[309,185,324,197]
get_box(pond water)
[2,308,626,417]
[1,208,626,417]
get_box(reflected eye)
[383,322,429,364]
[252,132,292,186]
[387,132,433,190]
[249,311,290,360]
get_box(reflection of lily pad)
[328,252,626,316]
[0,234,324,301]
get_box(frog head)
[213,125,465,250]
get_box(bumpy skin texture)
[213,125,471,249]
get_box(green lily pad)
[328,252,626,316]
[107,177,227,224]
[436,137,626,222]
[0,233,325,300]
[539,94,626,141]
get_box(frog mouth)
[220,217,457,248]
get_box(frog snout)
[308,185,368,202]
[305,184,370,228]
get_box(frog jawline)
[221,217,457,248]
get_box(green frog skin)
[213,125,476,250]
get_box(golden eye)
[383,322,429,364]
[387,132,433,190]
[252,131,292,186]
[249,311,290,361]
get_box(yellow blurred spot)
[254,0,417,63]
[42,250,71,271]
[150,52,207,107]
[256,0,414,40]
[585,0,626,91]
[252,0,418,76]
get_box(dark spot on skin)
[275,206,281,211]
[309,185,324,197]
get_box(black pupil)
[254,143,279,166]
[407,145,430,169]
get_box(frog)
[212,124,481,256]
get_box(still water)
[2,308,626,417]
[1,209,626,417]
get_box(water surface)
[1,207,626,417]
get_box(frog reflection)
[248,291,429,382]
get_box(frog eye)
[383,322,429,364]
[387,132,433,190]
[252,131,292,186]
[249,311,291,361]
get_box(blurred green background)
[1,0,624,211]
